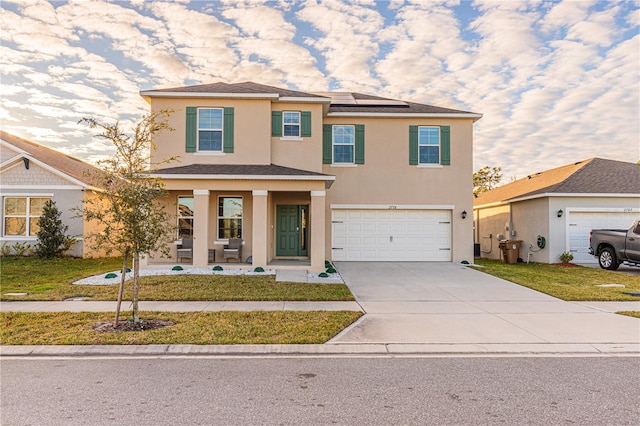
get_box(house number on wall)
[389,206,397,210]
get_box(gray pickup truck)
[589,219,640,270]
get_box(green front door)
[276,205,308,256]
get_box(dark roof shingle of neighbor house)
[0,131,105,188]
[153,163,332,178]
[474,158,640,206]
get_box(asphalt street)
[2,356,639,425]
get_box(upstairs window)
[283,112,301,137]
[409,125,450,166]
[198,108,223,151]
[177,196,194,239]
[418,127,440,164]
[332,125,355,164]
[3,196,50,237]
[218,197,243,239]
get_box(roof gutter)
[328,112,483,121]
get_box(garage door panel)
[332,209,451,261]
[568,211,638,263]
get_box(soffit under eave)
[160,178,330,192]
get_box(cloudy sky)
[1,0,638,180]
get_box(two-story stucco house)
[140,82,481,272]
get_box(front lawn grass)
[1,257,354,301]
[473,259,640,301]
[617,311,640,319]
[0,311,362,345]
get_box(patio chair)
[223,238,243,262]
[176,238,193,263]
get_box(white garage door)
[568,211,639,263]
[331,209,451,261]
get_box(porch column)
[310,190,326,272]
[252,190,268,269]
[193,189,210,267]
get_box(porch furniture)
[176,238,193,263]
[223,238,243,262]
[208,249,216,263]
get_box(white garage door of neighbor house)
[331,209,452,261]
[568,211,639,263]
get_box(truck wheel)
[598,247,620,271]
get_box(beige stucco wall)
[511,198,550,263]
[322,116,475,262]
[270,102,324,172]
[474,204,511,260]
[148,98,326,173]
[149,98,272,166]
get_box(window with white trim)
[218,196,242,239]
[283,111,301,137]
[177,196,194,239]
[333,125,355,164]
[198,108,223,151]
[3,197,50,237]
[418,126,440,164]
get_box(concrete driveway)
[329,262,640,352]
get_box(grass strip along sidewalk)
[473,259,640,301]
[1,311,362,345]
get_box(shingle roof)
[327,92,474,114]
[153,163,333,178]
[474,158,640,206]
[1,131,105,188]
[142,81,480,116]
[142,81,324,99]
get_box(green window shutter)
[223,107,234,153]
[322,124,332,164]
[272,111,282,137]
[409,125,418,165]
[355,124,365,164]
[301,111,312,137]
[186,107,197,153]
[440,126,450,165]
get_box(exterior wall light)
[557,209,563,218]
[461,210,467,219]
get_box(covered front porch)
[144,164,334,273]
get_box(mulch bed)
[93,319,175,333]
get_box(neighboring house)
[0,131,104,257]
[473,158,640,264]
[140,82,482,272]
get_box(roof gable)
[0,131,105,189]
[474,158,640,206]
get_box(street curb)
[2,343,639,357]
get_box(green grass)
[0,256,354,301]
[473,259,640,301]
[617,311,640,319]
[0,311,363,345]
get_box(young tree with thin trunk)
[79,110,177,325]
